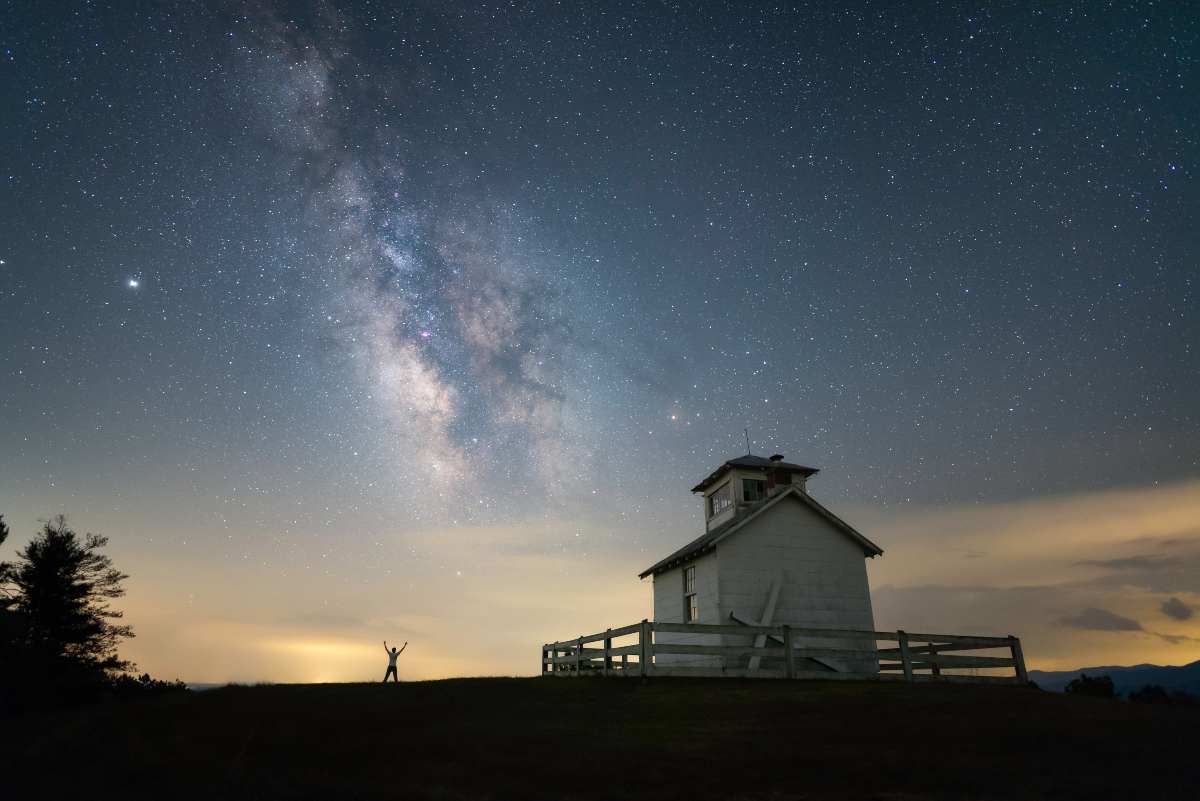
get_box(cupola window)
[742,478,766,502]
[707,482,732,518]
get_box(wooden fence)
[542,620,1027,684]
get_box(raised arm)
[398,641,407,654]
[383,640,389,653]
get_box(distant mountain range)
[1029,660,1200,696]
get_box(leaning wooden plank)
[747,577,781,672]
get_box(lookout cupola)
[691,454,819,531]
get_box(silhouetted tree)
[0,514,22,649]
[1127,684,1197,706]
[0,514,10,601]
[1128,684,1170,704]
[1064,673,1115,698]
[3,515,133,674]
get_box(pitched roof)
[637,485,883,578]
[690,454,819,493]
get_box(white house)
[639,453,883,674]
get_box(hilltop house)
[639,454,883,674]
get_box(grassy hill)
[6,677,1198,800]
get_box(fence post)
[928,641,941,677]
[639,619,650,678]
[897,630,914,681]
[1009,636,1028,683]
[782,625,795,679]
[541,646,548,676]
[604,628,612,677]
[575,637,583,676]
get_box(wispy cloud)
[864,478,1200,670]
[1161,597,1194,622]
[1076,555,1183,571]
[1059,607,1143,632]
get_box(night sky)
[2,2,1197,681]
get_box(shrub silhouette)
[1128,684,1197,706]
[1128,684,1170,704]
[1064,673,1115,698]
[109,672,189,699]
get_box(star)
[127,278,140,288]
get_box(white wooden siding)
[652,552,722,666]
[716,495,878,674]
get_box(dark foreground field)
[8,677,1199,800]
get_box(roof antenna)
[744,428,751,455]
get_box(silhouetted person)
[382,640,406,682]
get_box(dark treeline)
[1063,672,1197,705]
[0,514,184,714]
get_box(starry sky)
[1,2,1197,681]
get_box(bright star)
[128,279,139,288]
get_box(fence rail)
[541,621,1027,684]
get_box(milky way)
[228,8,594,519]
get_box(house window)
[707,482,732,518]
[683,565,698,622]
[742,478,766,502]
